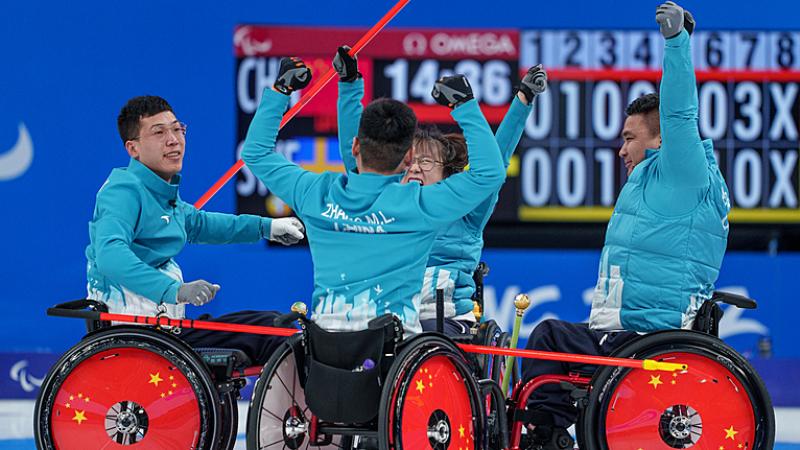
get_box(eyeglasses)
[131,122,187,142]
[410,156,444,172]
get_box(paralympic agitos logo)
[0,123,34,181]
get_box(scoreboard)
[234,26,800,223]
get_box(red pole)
[100,312,299,337]
[194,0,412,209]
[98,311,684,371]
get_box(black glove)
[333,46,360,82]
[518,64,548,104]
[431,75,474,109]
[273,57,312,95]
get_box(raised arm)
[92,181,181,303]
[334,46,363,173]
[417,76,505,227]
[656,3,707,188]
[496,64,546,167]
[241,57,324,215]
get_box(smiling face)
[401,137,446,185]
[619,113,661,176]
[125,111,186,181]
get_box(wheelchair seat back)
[301,314,401,424]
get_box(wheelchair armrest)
[711,291,757,309]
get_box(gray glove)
[177,280,220,306]
[683,10,696,35]
[269,217,305,246]
[518,64,548,104]
[656,1,685,39]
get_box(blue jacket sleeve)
[241,89,326,216]
[92,182,181,303]
[416,100,506,227]
[646,29,709,215]
[465,96,532,232]
[496,96,532,169]
[337,79,364,174]
[181,202,270,244]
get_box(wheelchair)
[505,291,775,450]
[245,305,507,450]
[34,300,252,450]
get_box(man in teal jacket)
[86,95,305,364]
[334,45,547,332]
[241,57,505,334]
[520,3,731,449]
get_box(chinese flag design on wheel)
[50,347,201,449]
[398,355,476,450]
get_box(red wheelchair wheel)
[35,326,221,450]
[379,334,484,450]
[580,330,774,450]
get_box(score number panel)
[513,30,800,222]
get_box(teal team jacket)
[337,79,532,320]
[86,158,271,316]
[241,88,505,333]
[589,29,731,333]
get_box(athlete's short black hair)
[625,93,660,137]
[357,98,417,172]
[117,96,174,143]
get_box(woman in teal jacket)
[334,47,547,332]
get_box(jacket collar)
[127,158,180,206]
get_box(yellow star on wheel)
[72,410,87,425]
[725,426,739,440]
[415,379,425,394]
[459,424,465,438]
[65,403,71,409]
[648,375,663,389]
[149,372,163,387]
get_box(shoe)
[521,425,574,450]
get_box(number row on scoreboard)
[522,80,800,143]
[521,31,800,71]
[515,146,799,210]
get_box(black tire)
[34,326,221,450]
[217,390,239,450]
[378,334,484,450]
[578,330,775,450]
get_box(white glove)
[177,280,220,306]
[270,217,305,245]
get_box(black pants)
[520,320,638,428]
[180,310,287,366]
[420,318,473,337]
